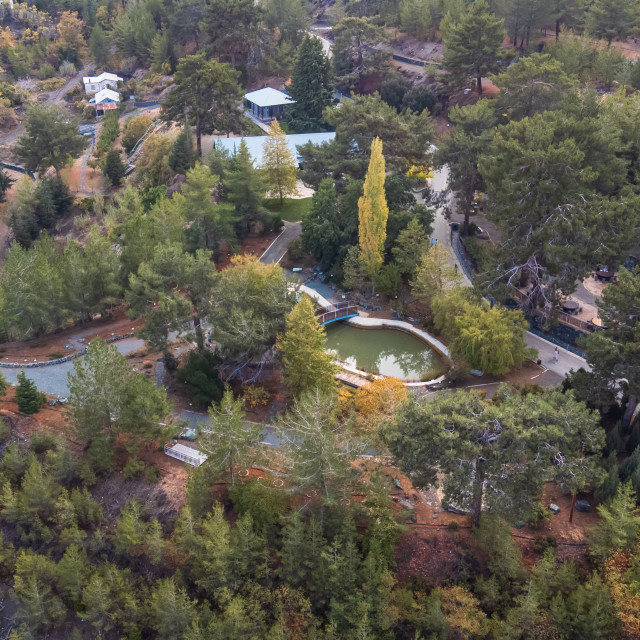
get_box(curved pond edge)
[344,317,450,388]
[297,286,452,388]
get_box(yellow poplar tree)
[358,137,389,279]
[262,119,299,205]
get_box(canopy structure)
[244,87,295,122]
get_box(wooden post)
[569,493,576,523]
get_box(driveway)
[260,221,302,264]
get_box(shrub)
[244,385,270,408]
[142,360,153,369]
[145,466,160,483]
[122,114,153,154]
[47,352,63,360]
[0,418,10,443]
[36,63,56,79]
[228,476,288,531]
[448,521,459,531]
[287,237,305,261]
[176,350,224,407]
[526,501,551,529]
[96,111,120,154]
[30,429,57,454]
[533,535,557,554]
[38,77,66,91]
[59,60,76,76]
[124,458,144,479]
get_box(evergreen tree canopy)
[15,104,86,177]
[278,295,338,397]
[442,0,505,93]
[386,387,604,526]
[162,54,243,155]
[15,371,44,414]
[288,35,333,131]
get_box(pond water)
[325,324,445,381]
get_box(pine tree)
[0,371,7,400]
[358,137,388,280]
[15,370,44,414]
[103,149,126,187]
[288,35,333,131]
[278,295,338,397]
[169,125,197,175]
[0,168,14,203]
[392,218,429,276]
[199,390,263,486]
[225,139,267,234]
[262,120,299,205]
[441,0,505,93]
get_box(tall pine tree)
[441,0,504,93]
[278,295,338,397]
[288,35,333,131]
[225,139,267,234]
[169,124,197,174]
[358,137,388,280]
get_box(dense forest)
[0,0,637,637]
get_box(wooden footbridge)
[316,301,359,325]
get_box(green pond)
[325,324,445,381]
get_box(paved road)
[2,338,145,397]
[260,221,302,264]
[428,159,591,377]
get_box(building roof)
[214,132,336,166]
[83,72,123,84]
[243,87,295,108]
[94,88,120,104]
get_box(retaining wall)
[0,333,136,369]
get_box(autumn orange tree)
[358,137,388,281]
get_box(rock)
[549,503,560,514]
[575,500,591,513]
[432,512,439,519]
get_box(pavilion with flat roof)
[244,87,295,122]
[214,132,336,168]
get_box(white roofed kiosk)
[244,87,295,122]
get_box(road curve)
[260,221,302,264]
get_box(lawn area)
[264,197,313,222]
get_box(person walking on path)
[552,347,559,364]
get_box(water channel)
[325,324,446,381]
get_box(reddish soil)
[0,306,144,361]
[0,386,70,441]
[217,232,279,269]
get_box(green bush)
[229,476,288,532]
[145,465,160,483]
[0,418,9,443]
[36,63,56,79]
[96,111,120,154]
[176,350,224,407]
[526,501,551,529]
[286,237,305,261]
[124,458,144,479]
[29,430,57,454]
[447,521,459,531]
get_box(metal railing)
[317,305,359,325]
